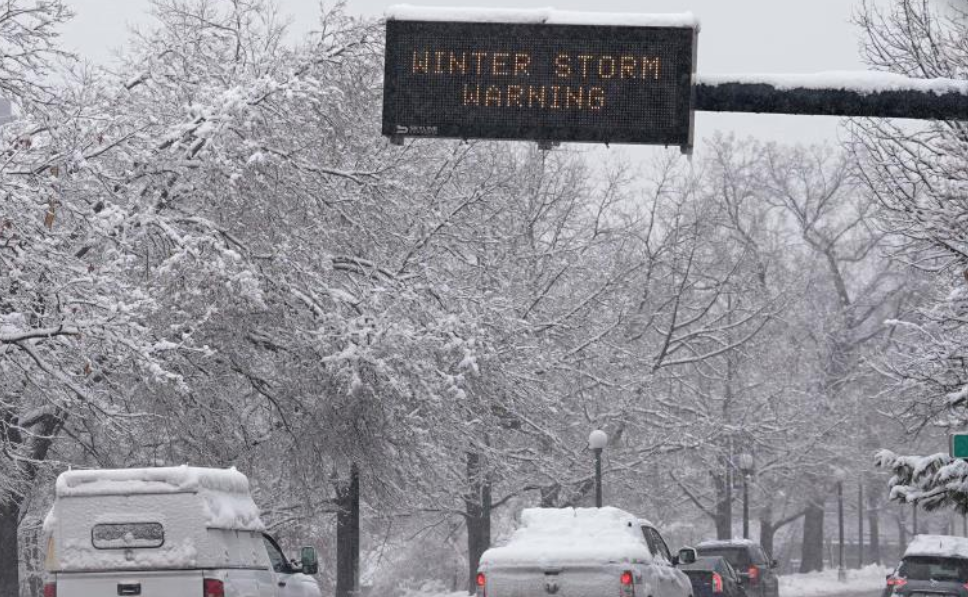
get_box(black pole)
[838,481,845,581]
[594,448,603,507]
[913,503,919,536]
[694,81,968,120]
[858,483,865,568]
[743,474,750,539]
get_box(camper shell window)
[92,522,165,549]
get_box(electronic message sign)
[382,14,697,148]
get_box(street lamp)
[738,452,754,540]
[589,429,608,508]
[834,468,847,582]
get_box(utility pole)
[837,480,846,581]
[858,483,864,568]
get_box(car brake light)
[748,566,759,584]
[476,573,486,597]
[204,578,225,597]
[887,578,907,589]
[43,583,56,597]
[712,573,724,593]
[620,570,635,597]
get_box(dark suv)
[884,535,968,597]
[696,540,779,597]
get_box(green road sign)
[951,434,968,459]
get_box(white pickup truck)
[42,466,322,597]
[477,507,696,597]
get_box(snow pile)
[387,5,699,29]
[905,534,968,558]
[54,466,264,531]
[698,72,968,97]
[480,507,652,567]
[778,564,891,597]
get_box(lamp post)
[835,469,847,582]
[738,452,754,540]
[589,429,608,508]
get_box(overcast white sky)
[61,0,871,150]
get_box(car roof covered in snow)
[480,506,653,567]
[55,465,252,497]
[905,535,968,559]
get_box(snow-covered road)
[779,566,890,597]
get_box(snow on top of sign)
[698,72,968,96]
[479,506,653,567]
[905,534,968,558]
[387,5,699,30]
[56,465,251,497]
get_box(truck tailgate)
[488,565,623,597]
[57,569,205,597]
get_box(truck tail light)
[204,578,225,597]
[748,566,760,584]
[712,573,724,593]
[476,572,486,597]
[43,582,56,597]
[620,571,634,597]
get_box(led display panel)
[382,18,696,147]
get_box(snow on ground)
[401,582,467,597]
[779,564,891,597]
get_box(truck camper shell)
[45,466,271,573]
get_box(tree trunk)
[759,504,775,557]
[335,464,360,597]
[714,470,733,540]
[0,500,20,597]
[540,483,560,508]
[799,500,825,573]
[466,452,491,595]
[867,489,880,565]
[898,506,907,553]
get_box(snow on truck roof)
[386,5,699,30]
[56,465,252,497]
[905,535,968,559]
[53,465,264,531]
[480,507,653,567]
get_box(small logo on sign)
[396,125,438,136]
[544,580,559,594]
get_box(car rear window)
[92,522,164,549]
[697,547,751,569]
[899,556,968,582]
